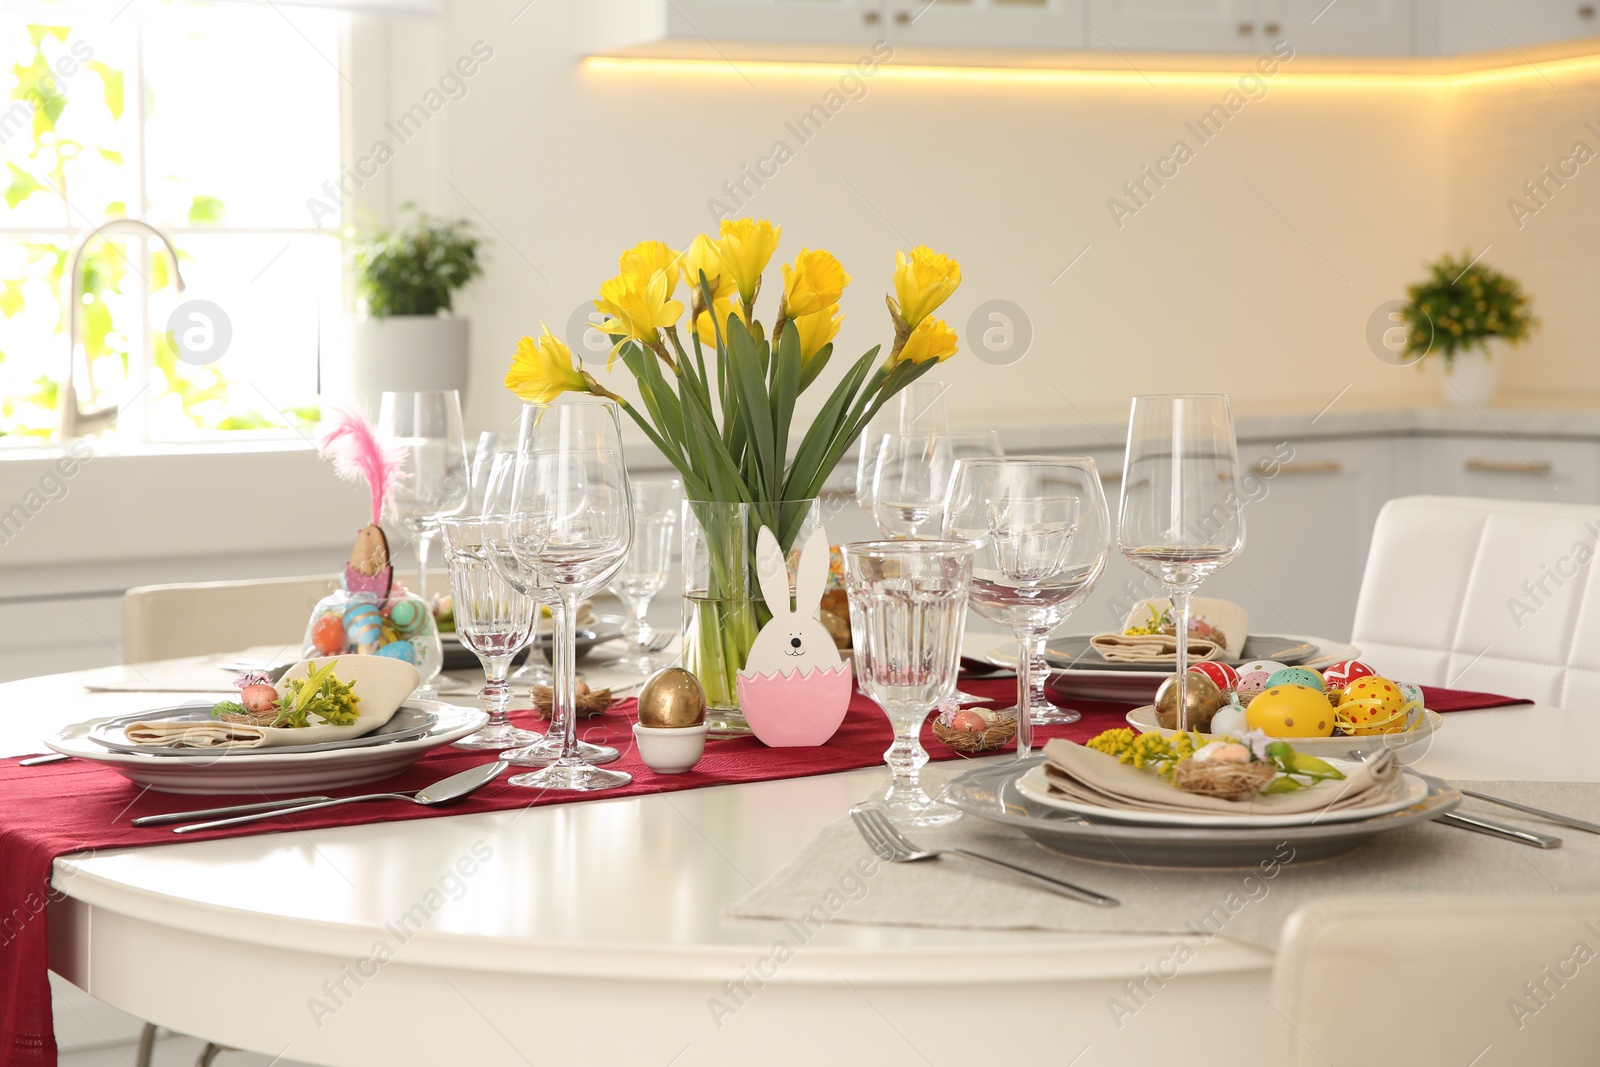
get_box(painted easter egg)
[1246,684,1335,738]
[1267,667,1324,691]
[1236,660,1288,677]
[1322,659,1377,690]
[1397,681,1425,707]
[387,598,427,637]
[1188,661,1240,691]
[950,709,989,733]
[310,614,346,656]
[1235,669,1275,701]
[1154,672,1225,731]
[343,600,384,648]
[1209,701,1248,736]
[375,640,418,664]
[1336,676,1408,735]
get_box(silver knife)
[1460,789,1600,836]
[1436,811,1562,849]
[132,796,335,827]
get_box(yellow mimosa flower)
[619,240,681,300]
[679,232,726,297]
[891,246,962,328]
[694,296,748,349]
[504,325,589,404]
[792,304,843,364]
[716,218,781,305]
[780,248,850,319]
[592,269,684,366]
[893,315,958,366]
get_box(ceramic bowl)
[632,723,707,774]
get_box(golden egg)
[637,667,707,728]
[1154,672,1224,731]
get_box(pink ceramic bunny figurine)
[736,525,853,746]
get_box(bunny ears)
[318,409,407,526]
[756,525,830,619]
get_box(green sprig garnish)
[274,661,362,728]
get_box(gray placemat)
[724,764,1600,950]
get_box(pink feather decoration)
[318,409,407,525]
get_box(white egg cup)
[632,723,707,774]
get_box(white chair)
[1271,893,1600,1066]
[121,574,339,663]
[1351,496,1600,708]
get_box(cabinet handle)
[1237,20,1255,35]
[1263,21,1281,35]
[863,9,881,24]
[893,9,910,25]
[1581,5,1596,20]
[1465,458,1552,475]
[1253,460,1343,476]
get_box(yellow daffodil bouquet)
[504,218,961,713]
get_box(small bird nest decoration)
[529,682,614,719]
[931,711,1018,754]
[1172,757,1276,800]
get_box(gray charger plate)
[941,757,1460,867]
[1044,633,1317,673]
[439,627,621,671]
[89,705,439,757]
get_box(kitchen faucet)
[56,218,187,441]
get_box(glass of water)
[843,539,974,826]
[609,475,682,673]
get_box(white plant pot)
[347,315,470,416]
[1433,341,1503,408]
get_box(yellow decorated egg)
[1337,675,1410,734]
[1245,684,1335,738]
[1340,676,1406,713]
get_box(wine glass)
[843,539,974,826]
[944,458,1110,757]
[439,516,540,751]
[853,380,951,523]
[505,399,635,793]
[868,430,1003,540]
[378,390,469,608]
[487,449,621,769]
[1118,394,1245,732]
[610,475,682,673]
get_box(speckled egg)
[1188,661,1240,691]
[1236,660,1288,677]
[375,640,418,664]
[1267,667,1324,691]
[1246,684,1336,738]
[1235,670,1276,701]
[1322,659,1377,691]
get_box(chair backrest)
[1271,893,1600,1066]
[122,575,340,663]
[1351,496,1600,708]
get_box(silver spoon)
[172,761,506,834]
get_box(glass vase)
[681,498,821,737]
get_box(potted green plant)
[347,209,483,412]
[1399,251,1537,407]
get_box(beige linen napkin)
[122,719,277,749]
[1041,738,1405,817]
[1089,632,1223,663]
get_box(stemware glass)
[609,475,683,673]
[377,389,469,608]
[1118,394,1245,732]
[868,430,1004,540]
[853,380,951,525]
[505,399,635,793]
[943,458,1110,757]
[439,516,539,751]
[843,539,974,826]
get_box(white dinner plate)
[1003,634,1362,703]
[1013,762,1431,828]
[45,699,488,795]
[1124,703,1443,758]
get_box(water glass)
[844,539,974,826]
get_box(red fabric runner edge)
[1,676,1530,1064]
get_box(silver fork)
[642,631,675,653]
[849,807,1118,907]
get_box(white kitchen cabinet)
[881,0,1087,51]
[1269,0,1414,55]
[1412,435,1600,503]
[1434,0,1600,55]
[1084,0,1410,55]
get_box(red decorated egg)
[1322,659,1376,690]
[1188,661,1239,690]
[311,614,347,655]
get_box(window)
[0,0,345,442]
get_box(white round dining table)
[4,639,1594,1067]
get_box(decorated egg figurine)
[1267,666,1324,691]
[1336,676,1410,734]
[1154,672,1225,731]
[343,599,385,652]
[1246,684,1336,737]
[1188,660,1240,691]
[1322,659,1377,691]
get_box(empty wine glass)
[944,458,1109,757]
[868,430,1004,540]
[610,475,682,673]
[844,539,974,826]
[1118,394,1245,731]
[378,390,469,608]
[505,399,634,793]
[481,451,554,691]
[439,516,541,751]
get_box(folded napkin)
[1040,737,1405,817]
[1089,632,1222,663]
[123,719,285,749]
